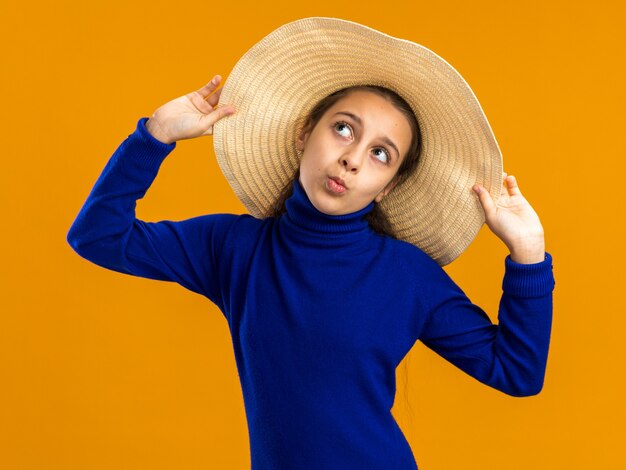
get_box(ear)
[374,177,400,203]
[296,125,310,151]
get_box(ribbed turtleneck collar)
[278,178,376,249]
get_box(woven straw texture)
[213,17,503,266]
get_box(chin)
[309,194,346,216]
[312,199,341,215]
[301,179,351,215]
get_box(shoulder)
[209,213,277,258]
[379,235,442,270]
[214,212,269,230]
[377,234,458,289]
[205,212,273,242]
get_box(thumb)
[473,184,496,218]
[199,105,235,135]
[207,105,235,123]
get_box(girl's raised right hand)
[145,75,236,144]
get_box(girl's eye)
[373,148,390,164]
[333,121,390,164]
[333,121,353,138]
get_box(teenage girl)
[67,75,554,469]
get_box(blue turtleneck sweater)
[67,117,555,469]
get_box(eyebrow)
[332,111,400,159]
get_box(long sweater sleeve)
[66,117,239,310]
[418,252,555,397]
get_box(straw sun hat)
[213,17,503,266]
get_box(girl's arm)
[419,174,555,397]
[68,77,238,311]
[66,117,238,311]
[418,252,555,397]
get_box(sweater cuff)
[502,251,555,298]
[120,117,177,170]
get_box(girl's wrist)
[509,251,545,264]
[507,232,546,264]
[146,118,174,144]
[509,242,546,264]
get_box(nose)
[339,148,365,173]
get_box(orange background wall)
[1,1,623,468]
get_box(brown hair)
[267,85,422,238]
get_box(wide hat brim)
[213,17,503,266]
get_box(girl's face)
[296,90,412,216]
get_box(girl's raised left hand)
[473,174,546,264]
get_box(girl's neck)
[277,178,376,249]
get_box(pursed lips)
[329,176,347,189]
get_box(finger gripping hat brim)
[213,17,503,266]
